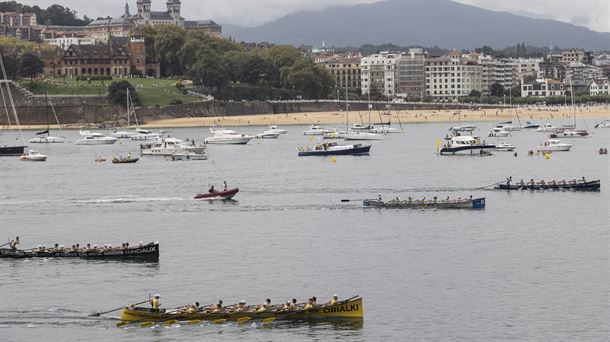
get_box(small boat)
[119,296,363,322]
[268,125,287,134]
[303,125,336,136]
[167,152,208,161]
[141,137,206,155]
[449,125,477,132]
[112,156,139,164]
[194,188,239,200]
[494,142,516,151]
[369,125,403,134]
[322,131,347,139]
[522,121,541,129]
[0,242,159,261]
[439,136,495,156]
[19,149,47,161]
[488,127,510,137]
[495,122,521,131]
[30,135,65,143]
[75,135,118,145]
[363,197,485,209]
[95,157,106,163]
[494,180,600,191]
[204,129,253,145]
[550,129,591,138]
[537,123,557,132]
[298,142,371,156]
[595,120,610,128]
[344,131,384,141]
[255,131,281,139]
[537,139,572,152]
[0,145,28,156]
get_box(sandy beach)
[3,106,608,130]
[142,106,609,128]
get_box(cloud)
[18,0,610,32]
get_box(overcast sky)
[20,0,610,32]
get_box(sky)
[19,0,610,32]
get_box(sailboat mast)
[126,88,130,127]
[345,84,349,131]
[0,52,24,143]
[45,81,49,133]
[569,78,576,128]
[368,90,371,127]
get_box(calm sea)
[1,120,608,341]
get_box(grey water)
[1,120,608,341]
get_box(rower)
[186,302,199,313]
[433,197,437,204]
[214,300,223,312]
[528,178,535,186]
[518,179,525,186]
[257,299,271,312]
[312,297,317,306]
[580,176,586,183]
[150,294,161,312]
[9,237,19,251]
[506,176,512,186]
[304,298,315,310]
[223,180,228,191]
[328,294,338,305]
[289,298,298,309]
[377,193,382,201]
[209,185,216,193]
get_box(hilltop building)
[0,11,42,40]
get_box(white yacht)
[369,125,402,134]
[30,135,65,143]
[303,125,336,136]
[537,139,572,152]
[439,136,495,155]
[74,134,118,145]
[19,149,47,161]
[140,137,206,155]
[551,129,591,138]
[204,129,253,145]
[131,129,160,141]
[110,130,138,138]
[495,122,521,131]
[255,130,281,139]
[344,131,385,140]
[494,142,516,151]
[268,125,287,134]
[488,127,510,137]
[537,123,557,132]
[449,125,478,132]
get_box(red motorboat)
[194,188,239,200]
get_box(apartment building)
[396,48,426,100]
[425,53,483,101]
[589,79,609,95]
[320,56,362,93]
[360,52,398,98]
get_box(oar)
[0,241,11,248]
[89,300,148,317]
[236,316,251,324]
[340,199,366,203]
[262,317,275,325]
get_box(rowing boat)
[494,180,600,191]
[363,197,485,209]
[119,296,362,322]
[194,188,239,200]
[0,242,159,261]
[112,157,139,164]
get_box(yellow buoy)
[545,152,550,160]
[331,156,337,163]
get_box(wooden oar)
[186,319,202,324]
[0,241,11,248]
[212,318,226,324]
[89,300,148,317]
[164,319,178,325]
[236,316,251,324]
[140,322,155,328]
[340,199,365,203]
[116,321,129,328]
[262,317,275,325]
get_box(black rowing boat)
[494,180,600,191]
[0,242,159,261]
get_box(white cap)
[240,300,246,304]
[333,294,338,297]
[60,245,64,248]
[154,294,160,298]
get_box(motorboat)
[595,120,610,128]
[449,125,477,132]
[439,136,495,155]
[255,130,281,139]
[210,127,238,135]
[550,129,591,138]
[140,137,206,155]
[537,139,572,152]
[537,123,557,132]
[303,125,336,136]
[322,131,347,139]
[131,129,160,141]
[112,156,139,164]
[194,188,239,200]
[19,149,47,161]
[166,151,208,161]
[349,123,371,132]
[298,142,371,156]
[204,130,253,145]
[522,121,541,129]
[488,127,510,137]
[267,125,287,134]
[369,125,403,134]
[74,135,118,145]
[495,122,521,131]
[29,135,65,143]
[110,129,138,138]
[344,131,384,141]
[494,142,516,151]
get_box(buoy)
[545,152,550,160]
[331,156,337,163]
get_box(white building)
[592,53,610,67]
[521,79,564,97]
[589,79,609,95]
[360,52,398,98]
[468,54,517,95]
[44,37,94,50]
[514,57,543,79]
[424,51,483,101]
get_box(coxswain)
[304,298,315,310]
[257,299,271,312]
[506,176,512,186]
[377,193,382,201]
[209,185,216,193]
[223,180,228,191]
[328,294,338,305]
[580,176,586,183]
[150,294,161,312]
[9,237,20,251]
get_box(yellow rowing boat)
[119,297,363,322]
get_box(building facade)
[0,11,42,40]
[425,53,483,101]
[589,79,609,95]
[321,56,361,94]
[565,62,604,94]
[396,48,426,100]
[361,52,398,98]
[521,79,564,97]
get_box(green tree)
[489,82,504,97]
[18,52,43,81]
[468,90,482,97]
[153,25,186,76]
[189,52,228,94]
[108,81,140,107]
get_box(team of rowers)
[381,194,474,204]
[506,176,588,187]
[146,294,341,314]
[5,237,147,253]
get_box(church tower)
[166,0,182,25]
[136,0,151,23]
[129,29,146,75]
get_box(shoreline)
[2,108,608,130]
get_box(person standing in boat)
[506,176,512,186]
[223,180,227,191]
[9,237,19,251]
[150,294,161,313]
